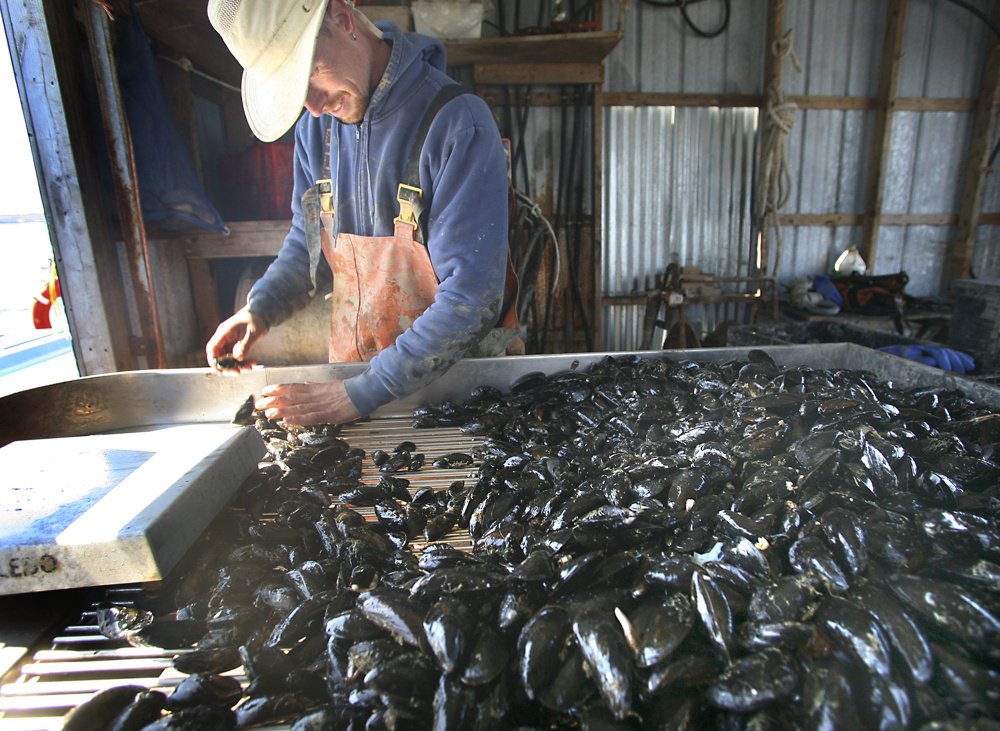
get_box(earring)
[352,33,358,40]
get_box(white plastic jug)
[833,245,867,276]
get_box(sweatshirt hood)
[366,22,447,122]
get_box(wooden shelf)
[444,31,623,66]
[158,220,288,259]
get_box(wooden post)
[860,0,908,269]
[2,0,136,374]
[949,7,1000,285]
[83,1,167,369]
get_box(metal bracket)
[394,183,423,228]
[316,178,334,213]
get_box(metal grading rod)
[82,3,166,369]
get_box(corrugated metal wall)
[601,0,1000,351]
[606,0,767,93]
[602,106,759,350]
[603,106,758,293]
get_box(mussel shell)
[233,693,316,727]
[536,643,595,713]
[423,596,474,674]
[432,675,477,730]
[706,647,798,712]
[890,573,1000,661]
[165,673,242,710]
[357,591,428,650]
[627,593,693,668]
[517,605,573,701]
[852,583,933,685]
[572,608,634,720]
[691,571,732,662]
[139,706,236,730]
[62,685,146,731]
[460,626,509,686]
[815,596,892,679]
[172,648,241,676]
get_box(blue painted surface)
[0,333,72,378]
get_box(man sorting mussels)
[205,0,521,425]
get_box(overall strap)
[395,84,470,242]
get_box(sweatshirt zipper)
[356,122,376,231]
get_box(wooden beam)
[788,95,872,110]
[897,97,976,112]
[604,92,762,108]
[777,213,966,227]
[445,31,623,66]
[777,213,861,227]
[600,92,976,112]
[949,6,1000,285]
[602,92,975,112]
[168,221,289,259]
[474,63,603,86]
[860,0,908,269]
[791,96,973,111]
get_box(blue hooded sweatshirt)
[245,25,509,417]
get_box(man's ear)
[327,0,356,36]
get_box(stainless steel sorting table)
[0,344,997,729]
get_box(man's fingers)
[251,382,359,426]
[277,409,331,426]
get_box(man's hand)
[206,306,267,374]
[255,380,362,426]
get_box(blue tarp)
[115,7,227,232]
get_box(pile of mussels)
[66,352,1000,730]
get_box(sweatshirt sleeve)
[245,119,331,329]
[344,96,509,416]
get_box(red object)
[32,266,61,329]
[220,142,295,221]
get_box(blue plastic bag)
[115,7,227,232]
[877,345,975,374]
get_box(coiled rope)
[756,29,801,278]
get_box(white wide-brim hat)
[208,0,333,142]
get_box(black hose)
[940,0,1000,39]
[938,0,1000,199]
[567,85,594,350]
[508,185,560,353]
[516,87,532,198]
[638,0,731,38]
[541,86,572,352]
[553,84,581,351]
[519,227,548,330]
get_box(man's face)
[304,8,371,125]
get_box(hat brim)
[241,0,330,142]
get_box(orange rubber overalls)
[304,86,521,363]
